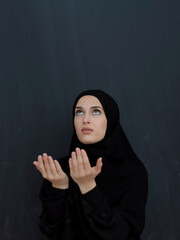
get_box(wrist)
[79,181,96,194]
[52,183,69,189]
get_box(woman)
[33,89,148,240]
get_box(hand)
[33,153,69,189]
[69,148,103,194]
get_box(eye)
[93,109,101,115]
[75,110,83,115]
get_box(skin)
[74,95,107,144]
[33,95,107,194]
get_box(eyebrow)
[75,106,103,110]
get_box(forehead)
[75,95,103,108]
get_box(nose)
[83,113,90,124]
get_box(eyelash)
[75,109,101,115]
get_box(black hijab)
[69,89,141,174]
[68,89,148,235]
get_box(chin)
[79,137,100,145]
[80,140,96,145]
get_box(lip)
[81,127,94,133]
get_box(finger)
[43,153,53,178]
[48,156,59,177]
[37,155,47,177]
[69,158,73,171]
[54,160,64,175]
[38,155,45,171]
[76,148,84,173]
[33,161,39,167]
[71,151,78,170]
[33,161,40,171]
[81,149,91,169]
[95,157,103,172]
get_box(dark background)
[0,0,180,239]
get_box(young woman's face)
[74,95,107,144]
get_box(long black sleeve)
[39,179,69,237]
[38,159,148,240]
[81,185,131,240]
[80,167,148,240]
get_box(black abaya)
[38,90,148,240]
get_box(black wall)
[0,0,180,239]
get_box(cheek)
[74,118,80,132]
[99,119,107,134]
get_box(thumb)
[95,157,103,173]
